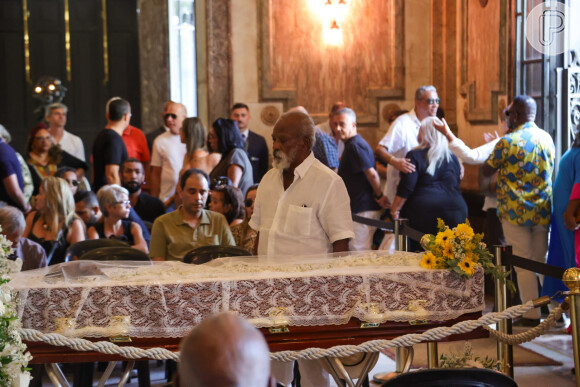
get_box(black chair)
[78,246,152,261]
[183,245,252,265]
[65,239,130,262]
[380,368,518,387]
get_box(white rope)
[484,305,564,345]
[20,301,535,362]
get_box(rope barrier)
[20,301,537,362]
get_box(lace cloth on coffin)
[12,251,484,338]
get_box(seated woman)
[87,184,148,253]
[23,176,85,265]
[390,116,467,251]
[55,166,80,195]
[26,124,59,195]
[208,185,245,227]
[209,118,253,196]
[26,124,88,195]
[230,184,259,252]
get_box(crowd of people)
[0,87,577,386]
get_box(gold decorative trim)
[64,0,71,81]
[23,0,31,83]
[102,0,109,85]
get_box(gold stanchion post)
[563,268,580,387]
[394,219,408,252]
[427,342,438,368]
[494,245,514,377]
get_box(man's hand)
[390,157,415,173]
[375,195,391,209]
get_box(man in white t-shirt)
[45,102,86,161]
[249,110,354,387]
[150,102,187,204]
[375,86,440,203]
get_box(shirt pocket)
[284,205,313,237]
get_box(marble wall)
[138,0,170,134]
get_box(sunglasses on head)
[211,177,229,189]
[164,113,177,120]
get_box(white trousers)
[271,359,330,387]
[501,220,549,319]
[350,210,381,251]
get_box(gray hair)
[418,116,452,175]
[0,124,11,143]
[45,102,68,118]
[415,86,437,101]
[335,107,357,123]
[0,206,26,236]
[97,184,129,217]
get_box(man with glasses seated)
[150,168,235,261]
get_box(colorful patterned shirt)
[486,121,554,226]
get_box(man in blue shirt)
[0,137,30,212]
[337,108,390,250]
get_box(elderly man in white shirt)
[249,110,354,387]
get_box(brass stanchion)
[494,246,514,377]
[427,342,438,368]
[563,268,580,387]
[394,219,408,252]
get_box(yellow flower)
[442,243,455,259]
[434,257,447,269]
[435,229,455,246]
[465,251,479,263]
[458,258,476,277]
[420,252,437,270]
[455,223,475,240]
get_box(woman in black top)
[208,118,254,196]
[23,176,85,265]
[87,184,148,253]
[390,116,468,251]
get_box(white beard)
[272,150,291,170]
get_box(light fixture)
[322,0,349,46]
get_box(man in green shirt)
[150,168,235,261]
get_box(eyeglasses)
[425,98,440,105]
[114,200,131,206]
[164,113,177,120]
[244,198,254,207]
[66,179,80,187]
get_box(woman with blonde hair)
[390,116,467,251]
[87,185,148,253]
[23,176,85,264]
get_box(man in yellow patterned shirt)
[482,95,554,325]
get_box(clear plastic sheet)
[12,250,484,338]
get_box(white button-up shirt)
[378,109,420,202]
[249,152,354,257]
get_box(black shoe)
[513,318,540,327]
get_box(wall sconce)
[322,0,349,46]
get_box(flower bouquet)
[420,219,514,292]
[0,227,31,386]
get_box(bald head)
[505,95,537,130]
[165,102,187,135]
[179,313,270,387]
